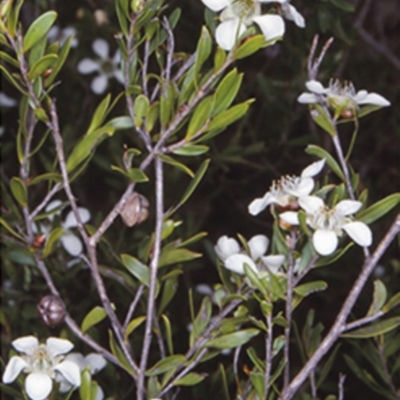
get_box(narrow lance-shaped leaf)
[109,330,136,376]
[145,354,186,376]
[234,34,265,60]
[79,369,92,400]
[194,26,212,76]
[81,306,107,332]
[174,373,206,387]
[87,94,111,134]
[206,328,260,349]
[356,193,400,225]
[366,280,387,317]
[42,227,64,258]
[121,254,150,286]
[213,68,243,115]
[185,95,214,139]
[28,54,58,80]
[10,177,27,207]
[23,11,57,52]
[158,154,194,177]
[342,316,400,339]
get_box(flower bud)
[120,192,149,227]
[37,295,66,328]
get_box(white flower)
[0,92,17,107]
[201,0,304,51]
[77,39,124,94]
[2,336,81,400]
[47,26,78,47]
[58,353,106,400]
[298,79,390,117]
[249,159,325,215]
[280,196,372,256]
[35,200,91,257]
[215,234,285,277]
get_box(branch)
[281,213,400,400]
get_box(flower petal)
[279,211,299,225]
[312,229,338,256]
[252,14,285,42]
[248,235,269,260]
[201,0,230,12]
[54,360,81,387]
[92,38,109,59]
[195,284,213,297]
[0,92,17,107]
[94,384,104,400]
[248,192,272,215]
[77,58,100,74]
[25,372,53,400]
[287,177,314,197]
[297,92,318,104]
[215,19,246,51]
[60,232,83,256]
[64,208,91,228]
[306,80,327,94]
[301,159,325,178]
[283,4,305,27]
[215,236,240,261]
[85,354,107,374]
[2,356,28,383]
[46,337,74,357]
[299,196,324,214]
[342,222,372,247]
[262,254,285,273]
[65,353,85,370]
[335,200,362,216]
[357,92,390,107]
[113,68,124,84]
[225,254,257,275]
[12,336,38,354]
[91,75,108,94]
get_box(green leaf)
[0,217,25,241]
[186,95,214,139]
[243,263,267,297]
[177,159,210,206]
[133,94,149,128]
[23,11,57,52]
[28,172,62,186]
[356,193,400,225]
[206,328,260,349]
[161,314,174,355]
[206,100,253,132]
[342,316,400,338]
[87,95,111,134]
[309,104,336,136]
[110,165,149,183]
[121,254,150,286]
[145,354,186,376]
[158,273,181,315]
[66,125,115,172]
[159,247,202,268]
[305,144,345,181]
[28,54,58,80]
[158,154,194,177]
[382,292,400,313]
[213,68,243,114]
[81,306,107,333]
[173,372,206,386]
[172,144,209,156]
[194,26,212,75]
[246,347,265,371]
[192,296,212,338]
[214,46,226,71]
[45,35,73,86]
[109,330,136,376]
[366,280,387,317]
[315,242,353,267]
[79,369,92,400]
[125,316,146,340]
[234,34,265,59]
[10,177,27,206]
[146,102,159,132]
[107,116,135,130]
[0,65,27,94]
[294,281,328,297]
[160,81,175,129]
[0,51,19,67]
[42,227,64,258]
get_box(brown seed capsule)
[32,234,47,248]
[37,295,66,328]
[120,192,149,227]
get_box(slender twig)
[153,315,167,360]
[376,339,400,399]
[264,312,273,400]
[136,157,164,399]
[281,213,400,400]
[338,373,346,400]
[123,285,145,330]
[142,38,150,98]
[342,311,384,332]
[293,255,319,286]
[163,16,174,82]
[30,182,62,219]
[233,345,242,377]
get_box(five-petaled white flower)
[35,200,91,257]
[298,79,390,118]
[280,196,372,256]
[215,234,285,276]
[201,0,304,51]
[2,336,81,400]
[58,353,106,400]
[249,159,325,215]
[77,39,124,94]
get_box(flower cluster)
[2,336,106,400]
[215,234,285,277]
[201,0,304,50]
[298,79,391,118]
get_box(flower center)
[327,79,357,116]
[28,345,54,373]
[231,0,259,22]
[100,59,115,75]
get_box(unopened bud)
[37,295,66,328]
[120,192,149,227]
